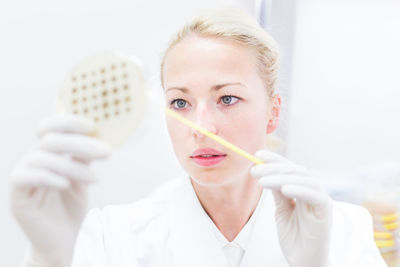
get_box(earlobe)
[267,118,278,133]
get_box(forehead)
[162,35,259,88]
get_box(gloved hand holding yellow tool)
[251,149,333,267]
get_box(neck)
[191,174,263,242]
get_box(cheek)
[221,108,268,153]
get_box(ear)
[267,94,281,134]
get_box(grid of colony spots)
[69,62,133,122]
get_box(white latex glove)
[11,115,112,267]
[250,149,333,267]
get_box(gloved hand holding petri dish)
[11,51,150,267]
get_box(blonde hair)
[161,6,280,97]
[160,6,284,150]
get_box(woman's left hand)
[250,149,333,267]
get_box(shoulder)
[90,177,183,220]
[72,178,186,266]
[80,177,185,238]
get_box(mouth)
[191,147,225,156]
[192,154,224,158]
[190,148,227,167]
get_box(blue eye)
[171,99,187,109]
[220,95,239,105]
[170,96,239,110]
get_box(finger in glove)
[36,132,111,161]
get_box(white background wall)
[286,0,400,170]
[1,0,399,265]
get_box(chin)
[188,167,248,187]
[178,155,252,187]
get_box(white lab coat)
[71,176,387,267]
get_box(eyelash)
[169,95,240,110]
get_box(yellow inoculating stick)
[164,107,264,165]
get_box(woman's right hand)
[10,115,112,267]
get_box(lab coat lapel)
[240,189,288,267]
[169,177,229,267]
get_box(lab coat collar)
[169,176,229,267]
[168,176,287,267]
[209,189,265,251]
[240,188,287,266]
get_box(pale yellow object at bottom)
[381,213,398,223]
[375,239,396,248]
[374,231,394,239]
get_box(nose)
[191,105,218,139]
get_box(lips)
[190,148,227,167]
[191,148,226,157]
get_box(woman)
[11,7,386,267]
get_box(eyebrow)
[165,82,246,93]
